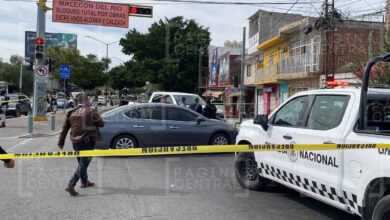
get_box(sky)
[0,0,386,67]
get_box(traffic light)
[45,58,55,72]
[35,37,45,60]
[129,5,153,18]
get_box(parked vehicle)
[6,94,31,117]
[95,103,237,149]
[234,53,390,220]
[149,92,225,119]
[97,95,107,106]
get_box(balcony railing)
[255,65,278,83]
[278,54,319,75]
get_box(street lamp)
[85,35,119,58]
[85,36,119,98]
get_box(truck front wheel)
[372,195,390,220]
[235,152,268,190]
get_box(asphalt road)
[0,131,360,220]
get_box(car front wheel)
[112,135,137,149]
[235,152,268,190]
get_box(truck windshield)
[174,95,206,105]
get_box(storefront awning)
[255,80,278,85]
[229,92,246,98]
[211,91,224,98]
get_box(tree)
[351,32,390,84]
[46,46,109,90]
[119,16,211,93]
[0,55,34,95]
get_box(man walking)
[189,97,203,115]
[58,93,105,196]
[0,89,8,128]
[0,146,15,168]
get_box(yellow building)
[255,35,289,114]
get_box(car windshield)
[174,95,206,105]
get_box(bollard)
[51,112,55,131]
[28,112,33,134]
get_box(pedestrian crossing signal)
[129,5,153,18]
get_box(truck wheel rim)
[214,136,228,145]
[116,138,134,149]
[240,158,257,180]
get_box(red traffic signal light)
[36,37,45,45]
[129,5,153,18]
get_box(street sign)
[35,65,49,82]
[52,0,129,28]
[60,65,70,79]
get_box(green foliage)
[351,32,390,85]
[0,55,34,95]
[46,46,109,90]
[118,16,210,93]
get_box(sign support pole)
[64,79,66,112]
[33,2,47,121]
[239,27,246,123]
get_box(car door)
[165,107,207,145]
[257,95,309,186]
[18,96,28,113]
[124,106,169,147]
[292,94,352,208]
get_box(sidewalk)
[0,106,115,139]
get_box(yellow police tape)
[0,98,30,103]
[0,143,386,160]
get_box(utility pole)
[19,58,23,93]
[198,47,202,94]
[239,27,246,123]
[323,0,335,83]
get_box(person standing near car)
[203,100,217,119]
[0,89,8,128]
[51,93,58,113]
[179,97,186,107]
[189,97,203,115]
[58,93,105,196]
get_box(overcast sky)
[0,0,385,67]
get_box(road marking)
[7,138,34,153]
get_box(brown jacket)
[58,106,105,146]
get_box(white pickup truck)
[235,54,390,220]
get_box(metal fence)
[278,54,319,75]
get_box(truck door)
[258,95,309,187]
[292,94,352,208]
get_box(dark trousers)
[68,141,95,187]
[0,146,10,163]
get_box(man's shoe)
[0,123,5,128]
[81,181,95,188]
[65,186,79,196]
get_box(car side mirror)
[254,114,268,131]
[196,117,204,124]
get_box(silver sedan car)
[95,103,237,149]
